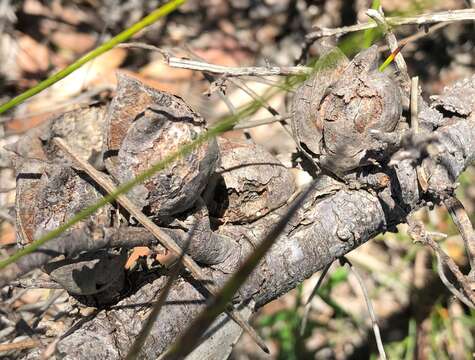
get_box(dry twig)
[410,77,420,133]
[378,23,448,52]
[300,262,332,336]
[341,257,387,360]
[367,8,411,94]
[444,197,475,271]
[0,339,40,353]
[411,76,430,192]
[407,218,475,308]
[120,42,311,77]
[168,58,310,77]
[306,9,475,40]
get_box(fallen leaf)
[50,1,89,25]
[139,61,194,94]
[51,31,97,54]
[0,222,15,246]
[13,289,49,309]
[5,112,55,133]
[16,35,50,75]
[125,246,150,270]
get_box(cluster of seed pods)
[13,74,296,297]
[13,45,405,297]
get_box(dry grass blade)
[233,115,292,130]
[159,181,317,360]
[341,257,387,360]
[52,137,269,353]
[0,339,40,353]
[300,262,332,336]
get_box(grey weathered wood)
[50,74,475,359]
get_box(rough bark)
[45,75,475,359]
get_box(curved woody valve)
[292,45,403,176]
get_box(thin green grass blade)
[404,318,417,360]
[0,0,186,115]
[378,45,404,72]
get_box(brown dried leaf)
[50,31,97,54]
[125,246,151,270]
[139,61,194,94]
[16,35,50,75]
[0,222,15,246]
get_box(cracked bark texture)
[40,75,475,359]
[207,137,295,224]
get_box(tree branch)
[48,74,475,359]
